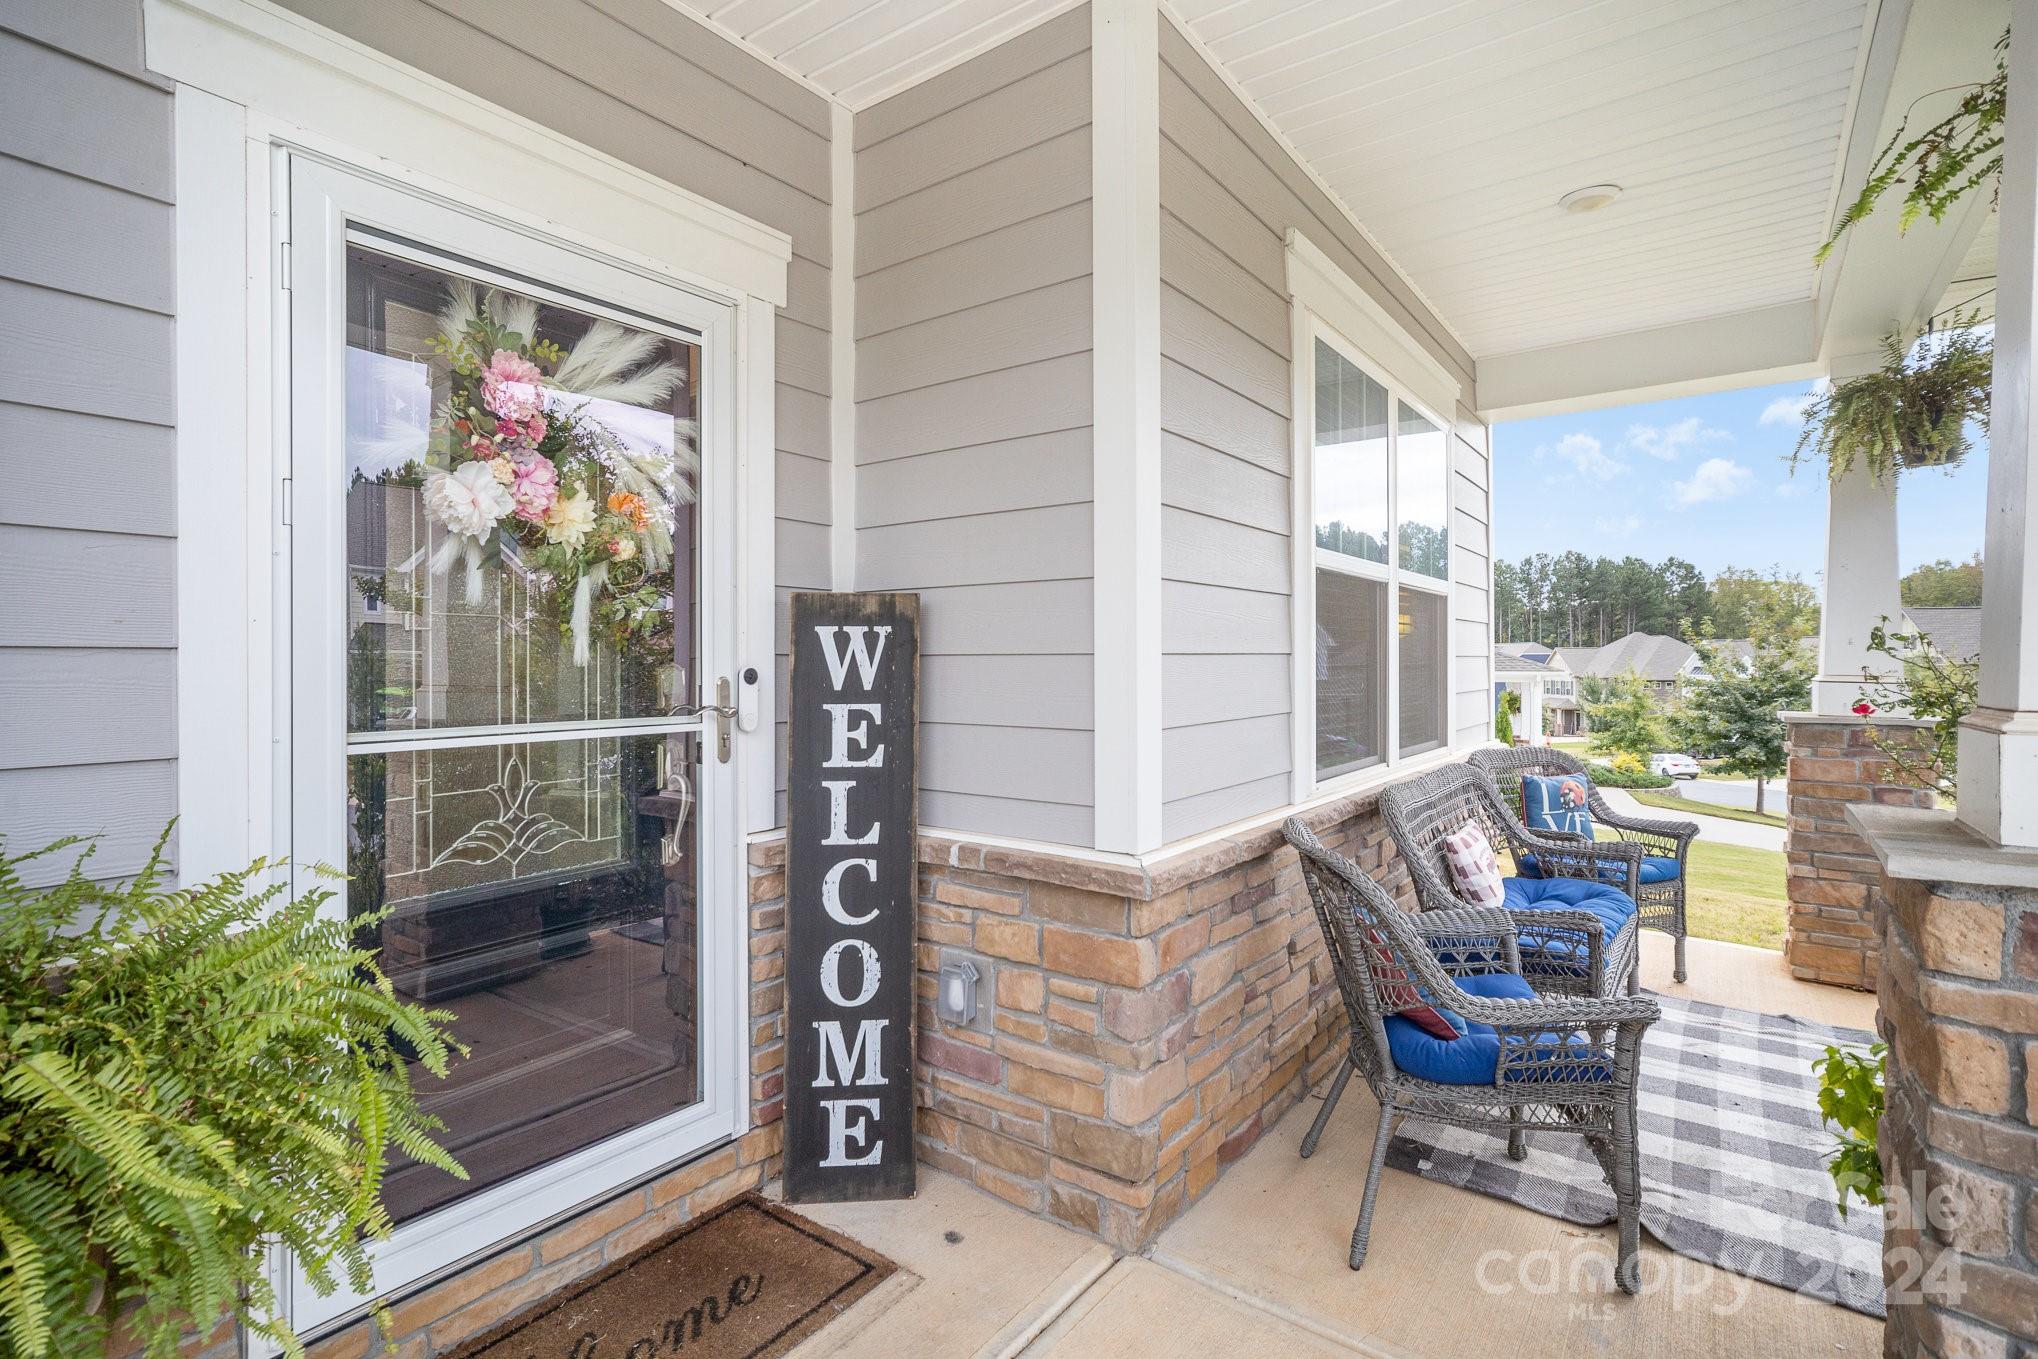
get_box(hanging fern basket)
[1792,317,1992,486]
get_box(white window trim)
[1286,233,1463,803]
[150,0,793,882]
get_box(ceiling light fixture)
[1558,184,1623,214]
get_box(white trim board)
[1090,0,1164,855]
[829,99,857,591]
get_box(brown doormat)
[441,1195,895,1359]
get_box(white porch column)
[1812,423,1905,714]
[1956,0,2038,847]
[1522,678,1546,746]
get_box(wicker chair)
[1468,746,1697,983]
[1284,818,1659,1291]
[1379,762,1643,997]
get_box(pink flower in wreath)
[481,349,545,423]
[510,453,559,523]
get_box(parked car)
[1649,753,1700,780]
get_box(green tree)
[1495,688,1521,745]
[1582,673,1669,761]
[1704,567,1819,640]
[1900,553,1984,607]
[1671,637,1814,814]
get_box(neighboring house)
[1902,606,1983,662]
[1493,643,1579,740]
[1562,631,1704,700]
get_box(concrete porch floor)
[785,933,1883,1358]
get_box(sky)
[1490,377,1990,583]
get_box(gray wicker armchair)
[1379,762,1643,996]
[1284,818,1658,1291]
[1468,746,1697,982]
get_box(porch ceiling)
[665,0,2005,414]
[665,0,1083,109]
[1170,0,1873,360]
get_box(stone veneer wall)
[1874,870,2038,1357]
[1784,715,1936,989]
[897,789,1411,1249]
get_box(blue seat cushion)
[1383,972,1608,1085]
[1519,852,1680,885]
[1502,875,1638,949]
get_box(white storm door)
[281,155,747,1339]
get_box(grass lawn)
[1588,828,1788,950]
[1683,839,1789,950]
[1626,789,1789,831]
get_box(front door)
[281,156,747,1338]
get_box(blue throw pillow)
[1521,773,1594,839]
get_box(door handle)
[666,677,737,763]
[712,676,733,764]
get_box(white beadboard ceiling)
[671,0,1084,109]
[1170,0,1874,358]
[676,0,1885,361]
[1940,208,1998,321]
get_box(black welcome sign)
[782,593,919,1203]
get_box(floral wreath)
[420,280,698,665]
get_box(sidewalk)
[1597,785,1785,852]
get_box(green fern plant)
[0,829,464,1359]
[1790,320,1992,486]
[1817,27,2007,262]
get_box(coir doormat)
[442,1195,894,1359]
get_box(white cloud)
[1759,381,1829,427]
[1773,479,1802,499]
[1759,394,1814,427]
[1623,415,1729,460]
[1593,513,1642,538]
[1539,431,1624,481]
[1671,457,1755,506]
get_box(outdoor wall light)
[1558,184,1623,214]
[937,958,980,1025]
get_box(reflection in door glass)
[344,245,701,732]
[350,734,701,1224]
[341,244,707,1225]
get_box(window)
[1304,328,1453,785]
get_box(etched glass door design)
[284,159,744,1339]
[341,243,706,1223]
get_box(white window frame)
[1284,230,1464,803]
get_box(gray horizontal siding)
[1155,21,1485,842]
[0,5,177,883]
[1157,43,1296,841]
[275,0,838,822]
[855,9,1095,847]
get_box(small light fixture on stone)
[1558,184,1623,214]
[937,958,980,1025]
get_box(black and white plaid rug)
[1384,994,1885,1316]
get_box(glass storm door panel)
[285,159,743,1342]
